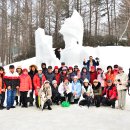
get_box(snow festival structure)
[4,10,130,74]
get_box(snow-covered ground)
[2,46,130,130]
[0,95,130,130]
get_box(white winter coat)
[115,72,128,91]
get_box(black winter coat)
[45,72,55,83]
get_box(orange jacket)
[105,72,115,87]
[19,74,32,92]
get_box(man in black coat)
[28,65,38,106]
[54,48,61,60]
[4,65,20,110]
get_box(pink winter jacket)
[19,74,32,92]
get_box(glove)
[104,95,107,98]
[29,90,32,93]
[95,57,99,61]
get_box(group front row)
[0,64,128,110]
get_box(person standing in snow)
[53,66,60,85]
[19,69,32,108]
[105,66,115,87]
[15,66,22,106]
[97,67,106,91]
[41,63,47,75]
[83,56,99,71]
[33,67,46,108]
[54,48,61,60]
[4,65,20,110]
[73,65,80,79]
[128,68,130,95]
[68,66,75,83]
[59,62,66,73]
[45,66,55,84]
[90,66,97,84]
[60,67,68,83]
[113,64,119,77]
[115,66,128,110]
[80,66,90,84]
[0,66,6,110]
[28,65,38,106]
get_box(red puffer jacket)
[19,74,32,92]
[0,74,6,94]
[33,74,46,96]
[90,71,97,84]
[102,85,117,100]
[55,73,60,85]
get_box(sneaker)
[116,106,121,109]
[11,106,15,108]
[7,107,10,110]
[48,106,52,110]
[112,106,115,109]
[121,107,125,110]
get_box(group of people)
[0,56,129,111]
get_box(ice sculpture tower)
[35,28,60,67]
[60,10,88,68]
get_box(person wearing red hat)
[90,66,97,84]
[68,66,75,83]
[53,66,60,85]
[58,78,72,103]
[60,67,68,83]
[115,66,128,110]
[33,67,46,108]
[19,69,32,108]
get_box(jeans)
[7,89,16,108]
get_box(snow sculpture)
[60,10,87,68]
[35,28,60,67]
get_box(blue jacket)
[71,80,82,97]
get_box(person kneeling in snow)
[79,79,94,107]
[102,80,117,109]
[51,80,61,105]
[58,78,72,103]
[40,80,52,110]
[71,76,82,104]
[92,79,102,107]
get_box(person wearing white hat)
[115,66,128,110]
[79,79,94,107]
[71,76,82,104]
[40,80,52,110]
[51,80,61,105]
